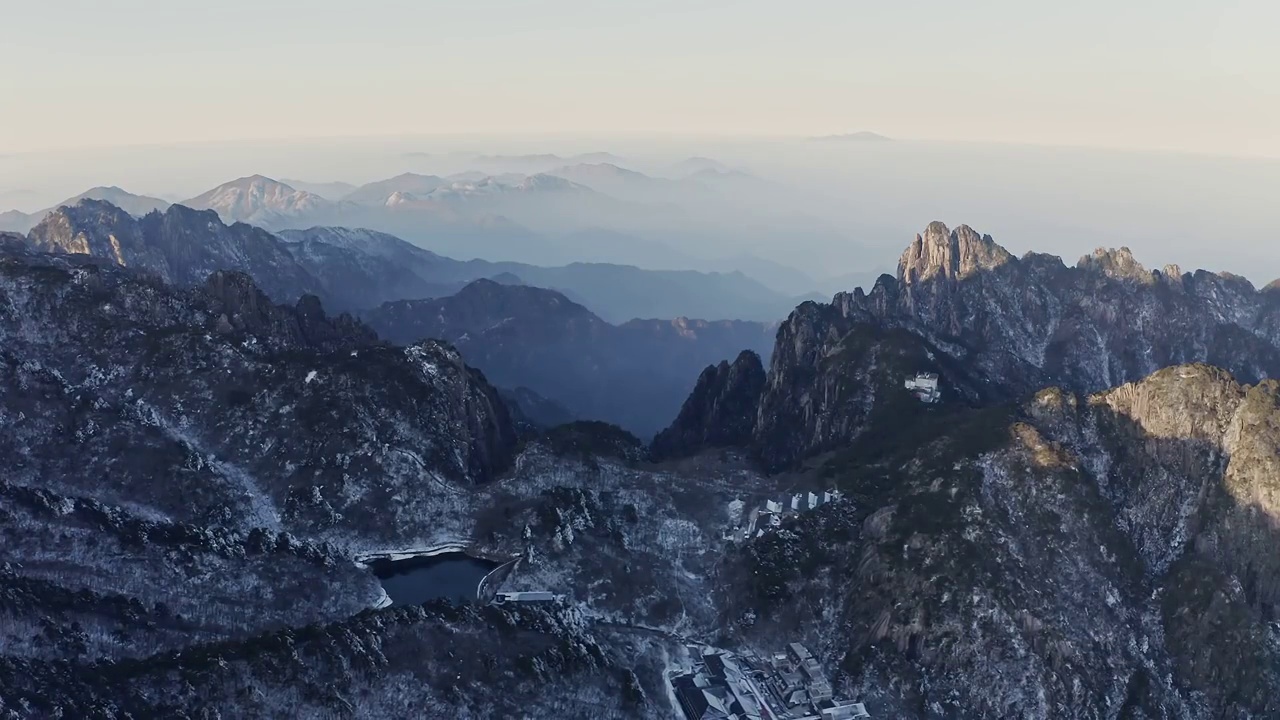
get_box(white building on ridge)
[904,372,940,403]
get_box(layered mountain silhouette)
[0,186,170,233]
[4,212,1280,716]
[363,279,777,437]
[17,198,802,322]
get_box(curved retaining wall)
[476,555,524,603]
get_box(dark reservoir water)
[370,552,498,606]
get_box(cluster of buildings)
[728,490,843,542]
[904,372,940,403]
[670,643,870,719]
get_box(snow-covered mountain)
[182,175,335,226]
[341,172,448,204]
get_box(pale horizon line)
[4,130,1279,164]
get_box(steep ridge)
[650,350,766,458]
[0,186,170,233]
[869,222,1280,392]
[0,242,691,718]
[5,218,1280,716]
[28,199,322,303]
[713,363,1279,717]
[0,245,518,546]
[658,222,1280,471]
[362,279,776,437]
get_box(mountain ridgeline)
[16,198,781,437]
[0,244,518,543]
[657,222,1280,471]
[642,223,1280,717]
[362,279,776,437]
[6,209,1280,717]
[21,197,799,323]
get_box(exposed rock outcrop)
[0,247,518,543]
[658,222,1280,472]
[28,199,322,303]
[651,350,765,459]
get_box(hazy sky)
[2,0,1277,157]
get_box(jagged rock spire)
[1077,247,1152,281]
[898,221,1013,284]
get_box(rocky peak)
[650,350,765,460]
[28,198,323,305]
[898,221,1014,284]
[181,175,331,226]
[28,199,154,270]
[1091,363,1244,442]
[1077,246,1153,282]
[202,270,375,351]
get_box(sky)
[1,0,1278,157]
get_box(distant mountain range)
[362,279,777,437]
[0,186,170,233]
[11,196,783,434]
[17,198,806,323]
[278,178,358,200]
[174,173,655,267]
[400,151,629,175]
[2,163,873,300]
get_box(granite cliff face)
[6,214,1280,718]
[651,350,766,459]
[0,245,517,545]
[711,364,1279,718]
[658,222,1280,471]
[28,199,323,304]
[871,222,1280,393]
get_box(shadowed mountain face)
[0,245,518,543]
[644,222,1280,714]
[658,222,1280,471]
[709,364,1280,718]
[4,209,1280,717]
[0,243,661,718]
[362,279,777,437]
